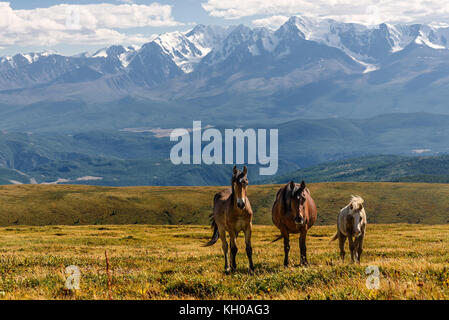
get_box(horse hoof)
[224,268,231,274]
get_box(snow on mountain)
[123,41,183,87]
[201,24,255,65]
[109,46,139,68]
[0,51,77,90]
[2,16,449,94]
[278,16,387,64]
[82,45,138,68]
[413,25,448,49]
[21,51,59,63]
[2,16,449,75]
[0,51,59,69]
[154,31,203,73]
[92,49,108,58]
[185,25,232,53]
[118,48,136,68]
[0,56,14,68]
[386,24,420,52]
[277,16,449,65]
[153,25,232,73]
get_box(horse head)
[348,196,365,236]
[285,181,307,225]
[232,165,248,209]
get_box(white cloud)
[0,2,182,47]
[252,15,289,30]
[202,0,449,25]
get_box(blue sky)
[0,0,261,56]
[1,0,448,56]
[9,0,231,26]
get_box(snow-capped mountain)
[82,45,140,68]
[2,16,449,90]
[2,15,449,121]
[0,51,52,68]
[279,16,449,65]
[0,52,80,90]
[154,25,232,73]
[0,46,140,90]
[0,25,236,91]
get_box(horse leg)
[356,234,364,264]
[244,226,254,273]
[299,231,308,266]
[283,233,290,267]
[353,237,359,263]
[229,231,238,271]
[339,234,346,263]
[348,235,355,263]
[219,229,229,272]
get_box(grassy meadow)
[0,182,448,300]
[0,224,448,300]
[2,182,449,226]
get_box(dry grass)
[0,224,448,300]
[2,182,449,226]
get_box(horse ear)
[243,165,248,175]
[300,181,306,189]
[289,181,295,190]
[233,166,237,174]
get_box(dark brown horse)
[204,166,254,273]
[272,181,317,266]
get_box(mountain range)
[2,16,449,129]
[2,16,449,186]
[0,112,448,186]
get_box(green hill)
[270,155,449,184]
[1,182,449,227]
[0,131,298,186]
[2,113,449,186]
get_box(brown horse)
[204,166,254,273]
[272,181,317,266]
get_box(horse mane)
[230,170,245,204]
[282,182,306,216]
[230,176,235,204]
[281,183,292,216]
[349,195,364,211]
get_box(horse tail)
[203,211,219,247]
[270,234,284,243]
[329,232,338,243]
